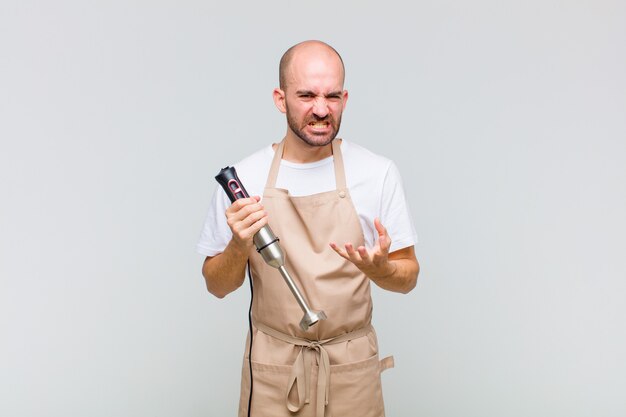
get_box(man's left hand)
[329,217,397,280]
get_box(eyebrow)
[295,90,343,97]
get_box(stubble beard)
[285,102,342,147]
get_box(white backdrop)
[1,1,625,416]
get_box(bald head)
[279,40,345,91]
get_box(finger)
[371,242,389,264]
[227,201,264,222]
[329,242,349,260]
[247,213,269,235]
[374,217,388,237]
[232,207,264,227]
[344,243,362,264]
[234,214,268,243]
[231,197,257,210]
[374,217,391,252]
[230,206,267,239]
[377,234,390,254]
[371,248,386,264]
[357,246,372,264]
[227,196,262,214]
[240,209,268,230]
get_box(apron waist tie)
[253,322,373,417]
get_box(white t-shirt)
[197,140,417,257]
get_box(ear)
[342,89,349,110]
[273,88,287,114]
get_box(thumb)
[374,217,386,236]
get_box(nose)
[312,97,330,118]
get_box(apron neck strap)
[265,139,347,190]
[331,139,347,190]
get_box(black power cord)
[246,261,254,417]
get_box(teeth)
[310,122,328,128]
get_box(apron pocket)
[244,360,294,417]
[242,354,390,417]
[328,353,386,417]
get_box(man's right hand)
[202,196,268,298]
[225,196,269,251]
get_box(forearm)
[368,256,419,294]
[202,240,250,298]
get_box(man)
[197,40,419,417]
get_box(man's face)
[279,50,348,147]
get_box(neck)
[279,132,336,163]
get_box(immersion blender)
[215,166,327,331]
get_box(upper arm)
[380,162,418,253]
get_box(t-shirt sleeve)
[380,161,418,253]
[196,186,233,257]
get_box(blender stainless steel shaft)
[215,166,327,331]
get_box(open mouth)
[308,121,330,129]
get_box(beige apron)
[238,139,394,417]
